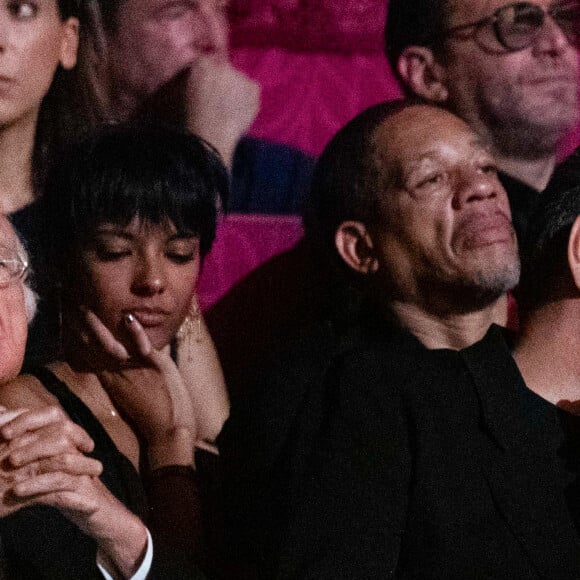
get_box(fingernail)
[125,313,135,324]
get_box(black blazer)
[222,323,580,579]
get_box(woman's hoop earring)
[176,296,202,348]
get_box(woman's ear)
[397,46,449,103]
[59,17,80,70]
[567,216,580,291]
[335,221,379,275]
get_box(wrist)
[96,512,149,579]
[147,427,195,469]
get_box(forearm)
[96,513,149,579]
[146,426,195,469]
[177,317,230,444]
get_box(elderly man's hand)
[0,406,102,514]
[0,406,149,578]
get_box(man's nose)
[532,13,573,55]
[452,168,498,210]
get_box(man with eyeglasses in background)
[386,0,580,239]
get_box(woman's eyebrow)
[94,230,134,240]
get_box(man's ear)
[567,216,580,291]
[335,221,379,275]
[397,46,448,103]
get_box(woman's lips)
[125,309,169,327]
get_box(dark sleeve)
[277,349,412,579]
[145,464,209,580]
[229,137,315,214]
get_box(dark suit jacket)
[222,322,580,579]
[277,325,580,578]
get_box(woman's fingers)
[123,314,152,359]
[83,308,130,362]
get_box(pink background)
[198,1,580,307]
[229,0,580,158]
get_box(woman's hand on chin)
[73,306,230,457]
[86,311,197,468]
[67,307,132,371]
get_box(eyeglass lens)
[0,258,26,286]
[496,2,580,50]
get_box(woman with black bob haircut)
[0,123,229,579]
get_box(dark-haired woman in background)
[0,124,229,579]
[5,0,105,363]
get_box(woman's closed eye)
[165,239,198,264]
[166,251,195,265]
[94,244,132,262]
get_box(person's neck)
[389,294,508,350]
[494,153,556,192]
[513,300,580,408]
[0,114,38,214]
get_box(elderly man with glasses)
[386,0,580,239]
[0,216,155,579]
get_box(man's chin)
[466,261,520,298]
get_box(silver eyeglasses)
[445,1,580,52]
[0,249,28,288]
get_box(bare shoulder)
[0,372,58,410]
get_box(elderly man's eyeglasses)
[0,252,28,288]
[445,1,580,52]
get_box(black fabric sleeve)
[145,464,208,580]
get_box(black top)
[0,367,146,580]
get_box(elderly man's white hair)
[13,231,38,323]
